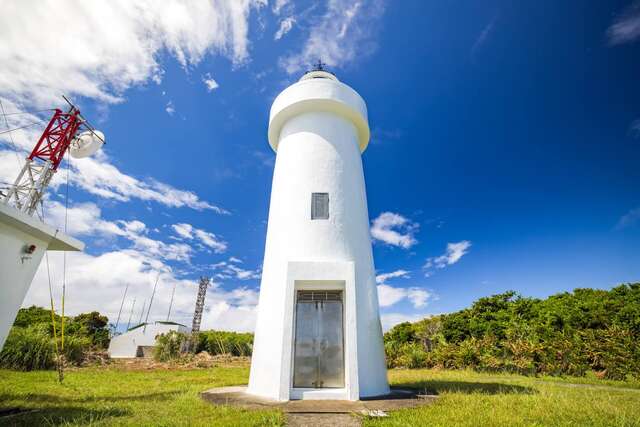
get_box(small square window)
[311,193,329,220]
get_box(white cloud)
[202,73,220,92]
[370,212,418,249]
[375,269,410,284]
[22,202,257,332]
[380,312,426,332]
[376,284,407,307]
[616,207,640,230]
[46,201,124,237]
[274,17,296,40]
[0,1,262,108]
[424,240,472,275]
[23,249,260,333]
[67,153,228,213]
[608,1,640,45]
[0,147,227,214]
[273,0,291,15]
[211,260,261,280]
[406,288,430,308]
[165,101,176,116]
[281,0,385,74]
[171,223,227,253]
[377,284,433,309]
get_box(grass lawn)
[1,365,639,426]
[375,369,640,427]
[0,365,282,426]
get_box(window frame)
[311,192,330,220]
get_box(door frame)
[280,261,359,401]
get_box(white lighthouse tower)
[248,66,389,401]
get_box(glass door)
[293,290,344,388]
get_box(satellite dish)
[69,130,104,159]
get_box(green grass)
[364,369,640,427]
[0,366,283,426]
[1,366,639,426]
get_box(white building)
[107,321,189,358]
[0,203,83,349]
[248,69,389,401]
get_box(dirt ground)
[70,351,251,371]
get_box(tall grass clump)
[0,324,54,370]
[196,331,253,356]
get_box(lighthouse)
[248,66,389,401]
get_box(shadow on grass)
[0,406,130,426]
[394,380,537,395]
[0,390,179,404]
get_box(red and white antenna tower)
[2,98,103,216]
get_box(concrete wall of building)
[108,322,188,358]
[0,203,83,350]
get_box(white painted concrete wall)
[0,203,83,350]
[108,322,188,358]
[248,72,389,401]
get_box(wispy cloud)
[376,269,410,284]
[165,101,175,116]
[379,312,429,331]
[471,14,499,58]
[202,73,219,92]
[281,0,386,74]
[64,152,229,213]
[377,284,434,309]
[616,207,640,229]
[371,212,419,249]
[608,1,640,45]
[171,223,227,253]
[629,119,640,138]
[424,240,472,275]
[210,258,261,280]
[275,17,296,40]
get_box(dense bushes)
[0,306,108,371]
[384,284,640,380]
[154,331,190,362]
[196,331,253,356]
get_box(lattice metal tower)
[191,276,209,333]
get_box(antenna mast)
[2,107,81,216]
[166,282,177,321]
[191,276,209,334]
[114,283,129,333]
[126,297,136,331]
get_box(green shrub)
[154,331,189,362]
[383,283,640,379]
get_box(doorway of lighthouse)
[293,290,345,388]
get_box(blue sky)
[1,0,639,331]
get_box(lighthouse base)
[249,260,389,401]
